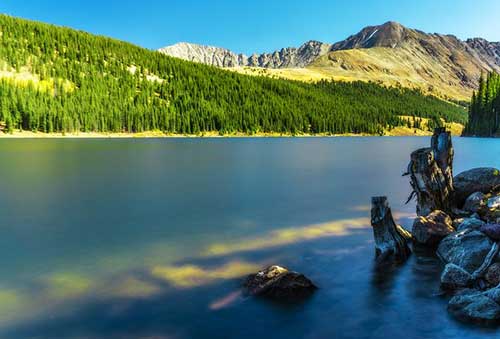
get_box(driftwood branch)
[371,196,411,264]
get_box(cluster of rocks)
[372,127,500,324]
[432,172,500,324]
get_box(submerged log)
[371,196,411,264]
[405,128,455,216]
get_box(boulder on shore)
[463,192,487,214]
[448,287,500,324]
[437,230,493,273]
[486,263,500,287]
[440,263,473,290]
[243,265,317,299]
[412,210,454,246]
[448,285,500,324]
[489,196,500,210]
[454,217,485,232]
[480,224,500,241]
[453,168,500,207]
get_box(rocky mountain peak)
[331,21,414,50]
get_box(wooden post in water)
[405,128,454,216]
[371,196,412,264]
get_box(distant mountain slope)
[0,14,466,136]
[160,21,500,100]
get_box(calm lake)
[0,137,499,339]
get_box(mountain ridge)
[158,40,332,69]
[159,22,500,100]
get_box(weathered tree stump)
[431,127,454,192]
[405,128,455,216]
[371,196,411,264]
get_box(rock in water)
[412,210,454,246]
[449,292,500,324]
[440,263,473,289]
[463,192,487,214]
[453,168,500,206]
[437,230,493,273]
[243,266,317,299]
[480,224,500,241]
[448,286,500,324]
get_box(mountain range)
[159,21,500,100]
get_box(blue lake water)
[0,137,499,339]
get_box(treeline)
[0,14,467,135]
[464,72,500,137]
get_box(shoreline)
[0,130,462,139]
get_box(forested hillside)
[464,72,500,137]
[0,15,466,135]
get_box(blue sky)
[1,0,499,54]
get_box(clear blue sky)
[1,0,499,54]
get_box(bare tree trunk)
[405,128,454,216]
[371,196,412,264]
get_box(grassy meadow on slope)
[0,15,467,136]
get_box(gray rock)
[440,263,473,289]
[437,230,493,273]
[485,285,500,303]
[454,168,500,206]
[448,288,500,324]
[463,192,486,214]
[243,265,317,299]
[455,217,485,232]
[480,224,500,241]
[412,210,454,246]
[486,263,500,286]
[488,196,500,210]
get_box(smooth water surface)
[0,137,499,339]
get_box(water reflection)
[151,261,260,288]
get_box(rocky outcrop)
[412,210,454,246]
[466,38,500,70]
[243,266,317,299]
